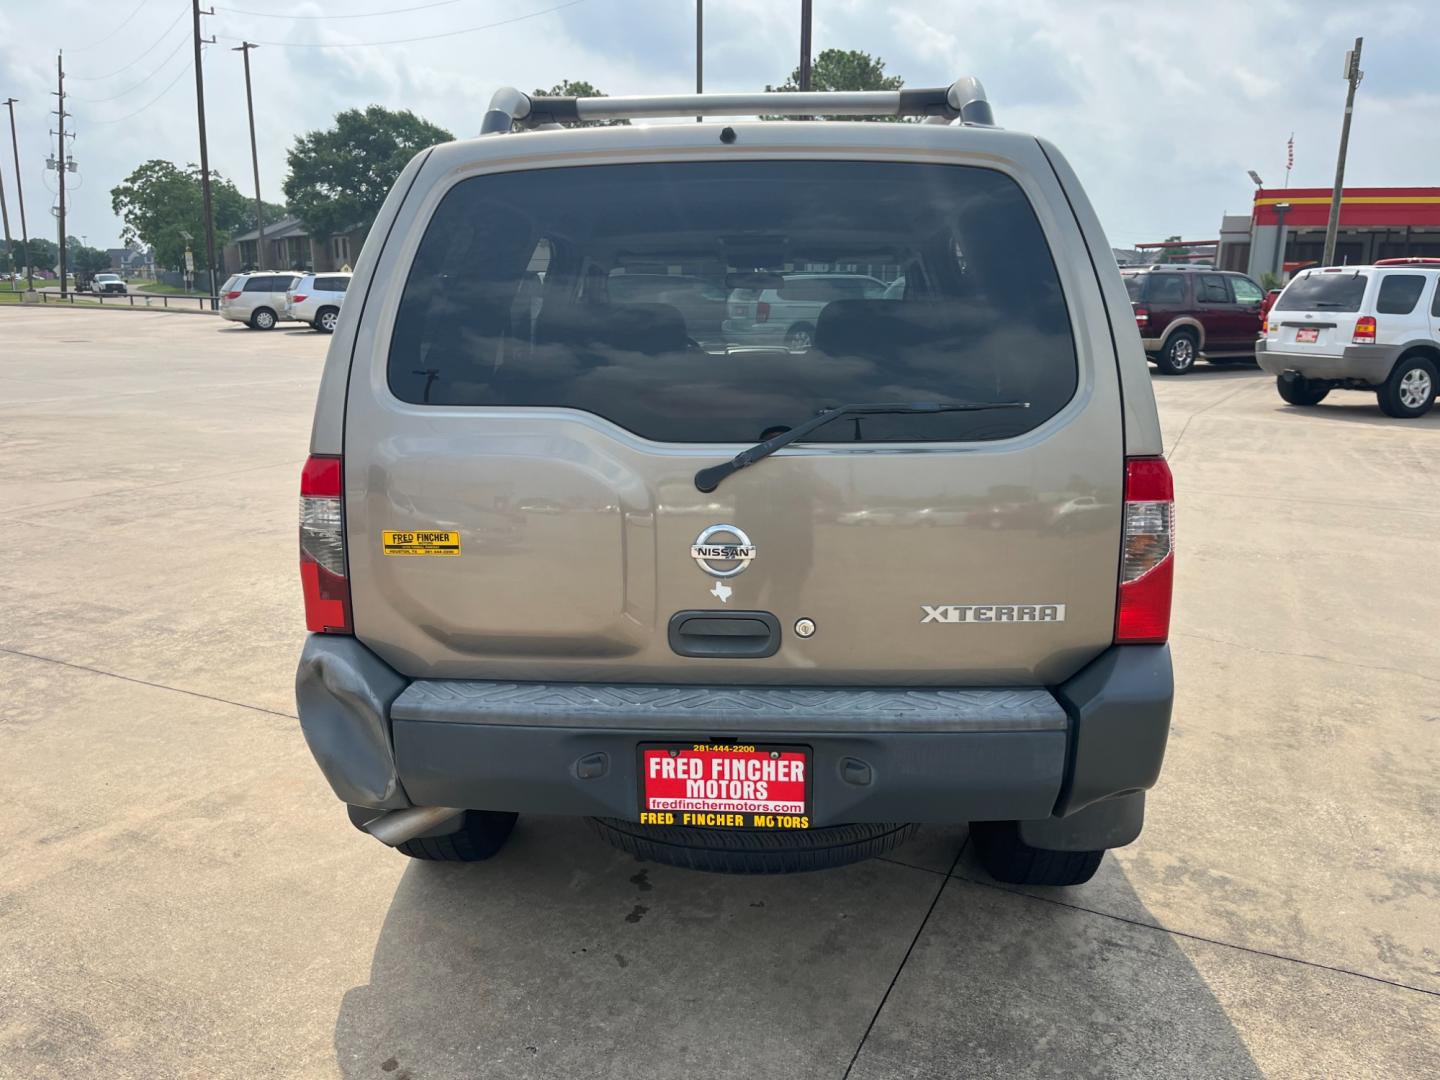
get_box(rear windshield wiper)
[694,400,1030,493]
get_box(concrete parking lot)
[2,306,1437,1079]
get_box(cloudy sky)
[1,0,1436,253]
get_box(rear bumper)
[296,638,1173,841]
[1256,340,1400,383]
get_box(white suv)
[219,271,303,330]
[1257,259,1440,418]
[286,272,352,333]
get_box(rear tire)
[1376,355,1437,418]
[314,307,339,334]
[589,817,918,874]
[395,809,517,862]
[250,307,277,331]
[971,821,1103,886]
[1154,330,1198,375]
[784,323,815,350]
[1276,375,1330,406]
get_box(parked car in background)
[724,272,889,349]
[287,272,352,333]
[219,271,303,330]
[90,273,128,295]
[1257,259,1440,418]
[1259,287,1281,326]
[1121,265,1267,374]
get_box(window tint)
[1275,272,1367,312]
[1146,274,1186,305]
[1229,277,1264,304]
[1375,274,1425,315]
[1433,279,1440,318]
[315,276,349,292]
[387,161,1077,444]
[1199,275,1231,303]
[243,275,272,292]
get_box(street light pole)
[1322,37,1363,267]
[54,52,68,298]
[0,132,13,289]
[3,98,31,290]
[233,41,265,268]
[695,0,702,122]
[799,0,813,91]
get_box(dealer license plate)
[638,744,811,829]
[1295,327,1319,343]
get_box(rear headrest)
[814,299,946,356]
[535,300,688,354]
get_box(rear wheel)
[315,307,340,334]
[250,307,277,331]
[1154,330,1198,375]
[589,817,918,874]
[1377,355,1437,418]
[971,820,1103,886]
[784,323,815,350]
[1276,375,1330,407]
[395,810,517,862]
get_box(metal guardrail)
[15,290,218,312]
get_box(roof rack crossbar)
[479,77,993,134]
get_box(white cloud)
[1,0,1435,253]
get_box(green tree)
[66,237,112,275]
[18,236,59,272]
[110,160,249,270]
[767,48,904,120]
[527,80,627,127]
[284,106,453,241]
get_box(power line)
[67,35,191,101]
[67,0,150,53]
[85,57,196,126]
[211,0,588,48]
[215,0,467,19]
[70,6,189,80]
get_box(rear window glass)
[386,161,1078,444]
[1275,272,1367,312]
[1375,274,1425,315]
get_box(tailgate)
[343,153,1126,687]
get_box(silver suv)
[725,272,890,349]
[287,272,352,333]
[295,81,1176,886]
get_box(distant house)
[223,216,366,273]
[107,245,155,277]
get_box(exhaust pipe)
[364,805,464,847]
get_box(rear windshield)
[387,161,1077,443]
[1275,272,1368,312]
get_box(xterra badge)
[921,604,1066,624]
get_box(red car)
[1121,266,1268,374]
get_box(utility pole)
[799,0,813,91]
[232,41,265,267]
[5,97,33,290]
[192,0,219,303]
[53,52,69,297]
[695,0,702,122]
[0,130,13,289]
[1322,37,1363,268]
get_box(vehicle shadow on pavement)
[333,818,1261,1080]
[1264,400,1440,429]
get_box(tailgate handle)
[668,611,781,659]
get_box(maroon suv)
[1122,267,1267,374]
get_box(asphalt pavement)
[1,307,1437,1079]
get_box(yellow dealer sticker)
[382,530,461,556]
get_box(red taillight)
[1134,304,1149,329]
[225,290,242,300]
[291,294,307,303]
[1353,316,1376,344]
[756,300,771,323]
[1115,457,1174,645]
[300,454,352,633]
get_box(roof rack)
[480,77,994,135]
